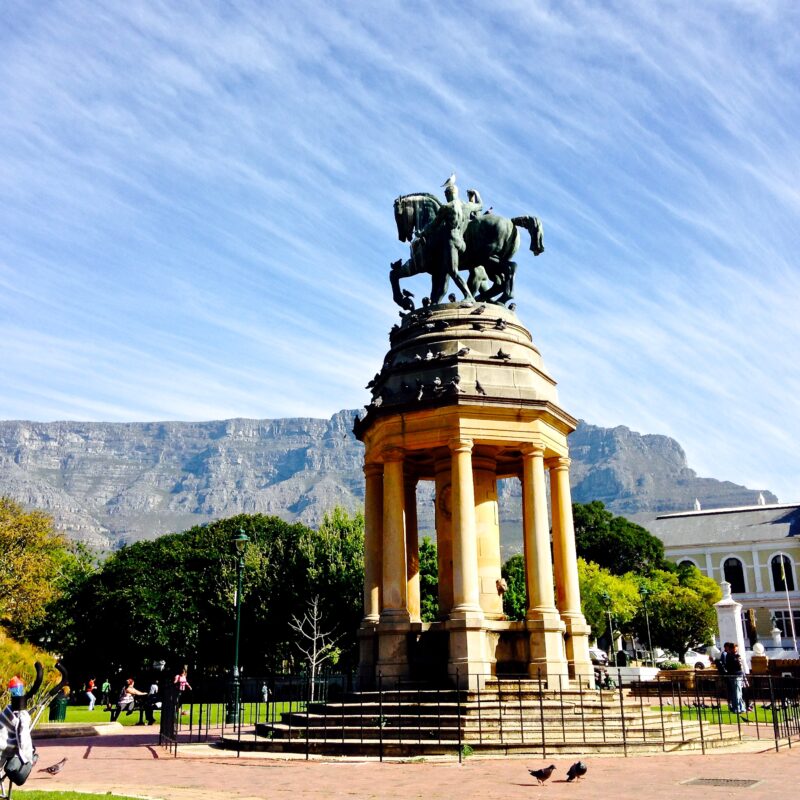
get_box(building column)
[521,443,567,685]
[405,475,421,623]
[751,547,764,593]
[473,455,503,619]
[377,447,410,681]
[549,456,593,686]
[435,456,454,618]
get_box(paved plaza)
[22,726,800,800]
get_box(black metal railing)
[159,668,800,758]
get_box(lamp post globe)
[226,528,250,725]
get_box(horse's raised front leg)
[390,258,418,310]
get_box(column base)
[561,613,594,687]
[357,619,379,688]
[526,610,568,687]
[447,612,493,688]
[375,619,412,686]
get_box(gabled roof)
[645,503,800,548]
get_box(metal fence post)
[537,668,546,759]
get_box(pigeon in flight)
[528,764,556,785]
[441,172,456,188]
[40,757,67,775]
[566,761,587,782]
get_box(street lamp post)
[600,591,617,667]
[640,586,655,667]
[226,529,250,725]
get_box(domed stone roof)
[355,302,566,435]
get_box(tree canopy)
[27,508,365,680]
[0,498,69,631]
[573,500,667,575]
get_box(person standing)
[86,677,96,711]
[101,677,111,709]
[722,642,748,717]
[173,666,192,716]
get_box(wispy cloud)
[1,0,799,502]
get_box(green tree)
[0,498,69,631]
[573,500,666,575]
[577,558,640,639]
[640,585,715,662]
[419,537,439,622]
[501,554,526,621]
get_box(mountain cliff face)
[0,412,776,550]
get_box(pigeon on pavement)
[39,757,67,775]
[529,764,556,785]
[566,761,587,782]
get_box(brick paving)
[22,726,800,800]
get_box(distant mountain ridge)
[0,412,776,550]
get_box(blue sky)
[1,1,799,502]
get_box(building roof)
[645,503,800,549]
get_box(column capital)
[545,456,571,471]
[448,437,474,454]
[521,442,546,458]
[364,462,384,478]
[381,446,405,463]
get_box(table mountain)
[0,412,775,550]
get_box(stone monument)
[354,175,592,689]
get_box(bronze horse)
[390,192,543,309]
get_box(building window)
[771,555,796,592]
[773,609,800,638]
[723,558,746,594]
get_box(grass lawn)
[54,701,303,728]
[659,703,787,726]
[15,792,146,799]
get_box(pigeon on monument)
[441,172,456,188]
[401,288,414,299]
[448,293,457,302]
[494,318,507,330]
[475,379,487,396]
[39,757,67,775]
[471,304,487,315]
[494,348,512,360]
[508,302,516,311]
[566,761,587,782]
[528,764,556,785]
[456,347,470,357]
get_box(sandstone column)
[362,462,383,623]
[473,454,503,619]
[381,447,408,621]
[447,437,489,685]
[549,456,593,685]
[449,437,481,615]
[434,456,454,617]
[405,475,421,623]
[521,443,568,685]
[377,447,410,680]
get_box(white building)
[645,503,800,651]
